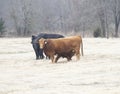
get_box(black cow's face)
[32,35,36,40]
[31,35,37,44]
[32,42,39,49]
[31,34,46,59]
[31,35,39,51]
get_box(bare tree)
[105,1,109,39]
[10,0,33,36]
[0,18,6,36]
[10,0,22,36]
[20,0,33,36]
[111,0,120,37]
[97,0,106,37]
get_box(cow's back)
[47,36,81,53]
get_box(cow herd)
[31,33,83,63]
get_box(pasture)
[0,38,120,94]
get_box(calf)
[55,49,76,62]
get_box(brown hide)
[55,49,76,63]
[39,36,83,63]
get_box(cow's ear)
[44,41,48,44]
[32,35,36,40]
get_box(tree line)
[0,0,120,38]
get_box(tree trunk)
[115,23,119,37]
[114,15,119,37]
[100,18,106,37]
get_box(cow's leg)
[75,49,80,60]
[39,51,44,59]
[55,55,61,63]
[44,53,50,59]
[38,47,44,59]
[50,55,55,63]
[33,44,40,60]
[35,50,39,60]
[40,55,44,59]
[46,56,50,59]
[67,56,72,61]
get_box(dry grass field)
[0,38,120,94]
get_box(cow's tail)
[81,39,84,56]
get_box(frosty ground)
[0,38,120,94]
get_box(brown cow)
[44,49,75,62]
[39,36,83,63]
[55,49,76,62]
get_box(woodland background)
[0,0,120,38]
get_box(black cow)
[31,33,64,60]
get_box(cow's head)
[31,35,37,44]
[32,35,36,40]
[39,38,48,49]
